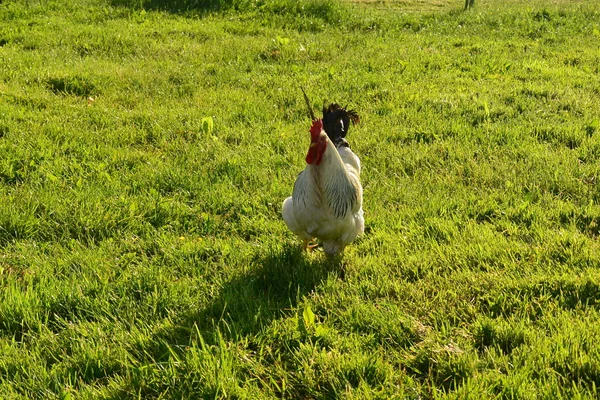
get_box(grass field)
[1,0,600,397]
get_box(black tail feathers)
[322,103,360,147]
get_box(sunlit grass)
[1,0,600,397]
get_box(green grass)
[1,0,600,397]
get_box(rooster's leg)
[303,239,319,251]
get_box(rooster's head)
[306,119,327,166]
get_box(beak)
[310,142,317,148]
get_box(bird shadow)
[138,245,344,359]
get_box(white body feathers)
[282,130,364,256]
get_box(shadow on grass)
[109,0,345,23]
[109,0,250,13]
[143,244,343,356]
[191,244,343,338]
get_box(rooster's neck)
[310,140,358,219]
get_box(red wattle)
[306,146,317,164]
[306,143,325,165]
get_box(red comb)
[310,119,323,138]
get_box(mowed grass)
[1,0,600,397]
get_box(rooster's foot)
[303,240,319,252]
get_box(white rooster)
[282,101,364,256]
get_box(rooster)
[282,97,363,256]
